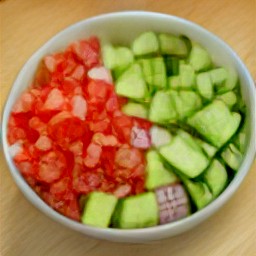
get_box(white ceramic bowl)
[2,11,256,243]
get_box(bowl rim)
[2,11,256,241]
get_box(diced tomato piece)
[48,111,73,126]
[106,94,119,113]
[69,141,83,156]
[112,115,133,143]
[115,147,143,169]
[71,95,87,120]
[17,161,34,176]
[7,127,26,144]
[72,164,101,193]
[92,133,119,147]
[9,141,23,158]
[88,36,100,52]
[69,40,100,69]
[29,116,47,134]
[83,143,102,168]
[113,184,132,198]
[43,88,65,111]
[50,177,71,198]
[61,77,81,96]
[35,135,52,151]
[12,92,35,113]
[87,80,110,101]
[89,119,110,133]
[38,151,66,183]
[70,65,85,80]
[88,66,112,84]
[44,55,57,73]
[134,179,145,194]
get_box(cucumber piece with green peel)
[187,100,241,148]
[196,72,213,100]
[122,102,148,119]
[179,63,196,89]
[151,57,167,89]
[203,160,228,197]
[221,143,243,171]
[102,45,134,70]
[195,139,218,158]
[81,192,118,228]
[159,135,209,178]
[217,91,237,108]
[145,150,178,190]
[159,33,188,57]
[164,56,179,76]
[233,124,247,153]
[182,179,213,210]
[149,91,177,123]
[169,90,202,120]
[138,58,153,85]
[189,43,212,72]
[139,57,167,91]
[217,68,238,93]
[168,75,181,89]
[209,67,228,87]
[116,63,148,99]
[113,192,159,229]
[132,32,159,56]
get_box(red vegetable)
[7,36,152,221]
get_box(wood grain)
[0,0,255,255]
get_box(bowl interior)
[2,11,255,243]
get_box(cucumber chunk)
[103,45,134,70]
[196,72,213,100]
[209,67,228,87]
[149,91,177,123]
[187,100,241,148]
[113,192,159,228]
[150,125,172,148]
[81,192,117,228]
[159,33,188,56]
[203,160,228,197]
[164,56,179,76]
[151,57,167,89]
[168,75,181,89]
[195,139,218,158]
[183,179,213,210]
[145,150,178,190]
[138,58,153,86]
[217,91,237,108]
[159,134,209,178]
[132,32,159,56]
[189,43,212,72]
[217,68,238,94]
[179,63,196,89]
[139,57,167,92]
[116,63,148,99]
[169,90,202,120]
[233,124,246,153]
[122,102,148,119]
[221,143,243,171]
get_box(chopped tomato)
[7,36,151,222]
[38,151,66,183]
[115,147,143,169]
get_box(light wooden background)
[0,0,255,255]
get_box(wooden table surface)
[1,0,255,255]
